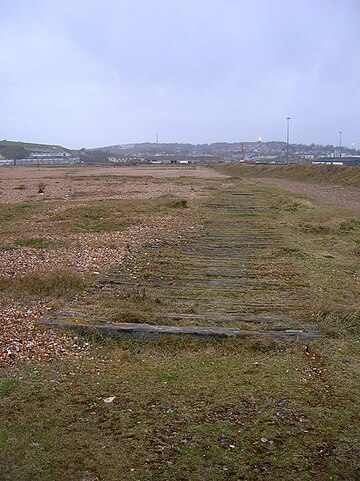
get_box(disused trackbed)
[47,185,320,339]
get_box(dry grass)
[0,269,85,300]
[217,163,360,187]
[87,287,167,325]
[270,194,314,211]
[313,306,360,338]
[299,217,359,234]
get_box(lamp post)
[286,117,290,163]
[339,131,342,159]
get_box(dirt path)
[257,177,360,211]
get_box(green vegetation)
[0,140,71,160]
[14,238,55,249]
[0,339,359,480]
[0,203,39,225]
[0,143,29,160]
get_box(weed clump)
[170,199,188,209]
[38,181,46,194]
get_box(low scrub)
[300,218,359,234]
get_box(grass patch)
[236,212,257,217]
[52,198,190,234]
[0,340,359,480]
[82,287,167,325]
[60,204,132,233]
[0,269,85,300]
[299,218,359,234]
[0,203,38,224]
[313,307,360,338]
[14,238,55,249]
[277,246,308,258]
[0,379,20,397]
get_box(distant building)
[30,151,71,158]
[16,155,80,165]
[108,157,128,163]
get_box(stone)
[276,409,292,416]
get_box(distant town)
[1,139,359,166]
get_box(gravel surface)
[0,303,76,364]
[0,211,195,365]
[0,167,202,364]
[0,214,192,277]
[0,174,205,204]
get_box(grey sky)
[0,0,359,148]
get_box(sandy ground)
[257,177,360,211]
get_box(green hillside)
[0,140,71,160]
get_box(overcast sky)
[0,0,359,148]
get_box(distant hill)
[2,139,359,164]
[92,141,359,161]
[0,140,73,160]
